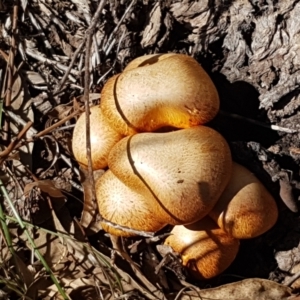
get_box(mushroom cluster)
[72,53,278,279]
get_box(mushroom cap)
[108,126,232,225]
[164,217,240,279]
[96,170,166,237]
[209,162,278,239]
[101,53,220,135]
[72,106,123,170]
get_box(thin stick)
[97,29,126,84]
[0,121,33,165]
[103,0,136,55]
[82,0,107,225]
[54,41,86,93]
[4,3,18,142]
[25,48,80,76]
[81,0,155,237]
[219,110,298,133]
[55,0,109,93]
[3,109,82,153]
[5,3,18,106]
[33,109,83,140]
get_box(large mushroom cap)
[96,170,166,237]
[101,53,220,135]
[108,126,232,225]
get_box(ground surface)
[1,0,300,299]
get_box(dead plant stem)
[0,121,33,165]
[83,0,107,225]
[5,3,18,107]
[54,41,86,93]
[56,0,107,94]
[33,109,83,139]
[4,3,18,142]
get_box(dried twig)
[103,0,136,55]
[97,28,126,84]
[54,41,86,93]
[81,0,154,237]
[27,10,54,56]
[0,121,33,165]
[25,48,80,76]
[3,3,18,142]
[33,109,83,140]
[5,3,18,107]
[83,6,104,225]
[219,110,298,133]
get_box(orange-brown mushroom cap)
[108,126,232,225]
[164,217,240,279]
[209,162,278,239]
[101,53,220,135]
[96,170,166,237]
[72,106,123,170]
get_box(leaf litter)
[0,0,300,299]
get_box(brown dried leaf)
[54,207,90,264]
[170,0,217,50]
[141,2,162,48]
[13,253,35,287]
[0,49,24,110]
[24,71,46,86]
[25,277,52,300]
[219,1,300,110]
[24,180,65,198]
[28,230,68,271]
[48,103,74,120]
[175,278,292,300]
[23,180,66,224]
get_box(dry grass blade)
[0,179,70,299]
[5,214,129,298]
[111,236,166,299]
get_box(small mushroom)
[72,106,123,170]
[96,170,166,237]
[164,217,240,279]
[209,162,278,239]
